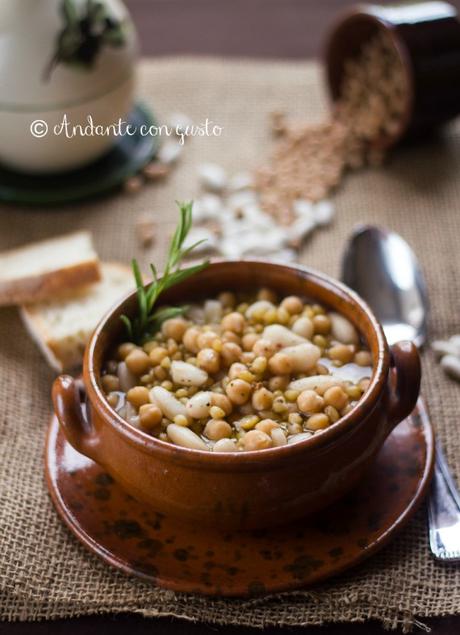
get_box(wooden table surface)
[4,1,459,634]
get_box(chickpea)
[323,386,349,410]
[313,314,331,335]
[117,342,136,360]
[324,405,340,423]
[107,392,119,408]
[240,414,260,430]
[149,346,168,365]
[255,419,279,434]
[268,375,290,391]
[210,392,233,415]
[138,404,162,429]
[127,386,151,408]
[269,352,294,375]
[359,378,371,391]
[161,317,188,342]
[287,421,302,435]
[306,413,330,431]
[291,316,314,339]
[218,291,236,308]
[242,333,259,351]
[276,307,290,325]
[257,288,278,303]
[125,349,151,375]
[313,334,328,348]
[197,348,221,374]
[241,351,256,365]
[272,396,288,414]
[101,374,120,392]
[328,344,354,364]
[355,350,372,367]
[221,312,245,334]
[242,429,273,451]
[253,338,276,358]
[221,342,242,366]
[346,384,362,400]
[284,389,299,402]
[280,295,303,315]
[226,379,252,405]
[250,356,267,375]
[229,362,247,380]
[252,387,274,411]
[288,412,303,426]
[154,366,168,381]
[221,330,241,345]
[204,419,232,441]
[183,327,200,353]
[197,331,219,349]
[297,390,324,414]
[209,406,226,419]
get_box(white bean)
[245,300,275,319]
[150,386,187,420]
[287,432,313,444]
[432,339,460,358]
[281,342,321,372]
[213,438,238,452]
[167,424,209,450]
[204,299,223,323]
[292,316,314,339]
[330,312,359,345]
[198,162,227,192]
[440,354,460,382]
[288,375,345,394]
[271,428,287,447]
[117,362,137,392]
[263,324,306,349]
[170,361,208,387]
[186,391,213,419]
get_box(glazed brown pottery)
[45,399,434,596]
[52,260,421,530]
[325,1,460,147]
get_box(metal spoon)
[342,224,460,561]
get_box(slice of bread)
[21,262,134,372]
[0,231,100,306]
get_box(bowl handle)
[387,341,421,429]
[52,375,100,461]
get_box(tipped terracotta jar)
[325,1,460,147]
[52,261,421,530]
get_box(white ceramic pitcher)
[0,0,137,173]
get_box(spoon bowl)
[341,225,428,347]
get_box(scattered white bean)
[432,339,460,358]
[170,361,208,387]
[198,162,227,192]
[313,200,335,225]
[167,424,208,450]
[440,354,460,381]
[228,172,254,192]
[158,140,182,165]
[292,199,314,219]
[182,227,218,254]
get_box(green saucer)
[0,103,158,206]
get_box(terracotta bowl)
[52,260,421,530]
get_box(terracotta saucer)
[45,401,434,597]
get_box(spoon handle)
[424,398,460,561]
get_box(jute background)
[0,59,459,630]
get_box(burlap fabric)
[0,59,459,630]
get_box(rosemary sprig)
[121,201,209,343]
